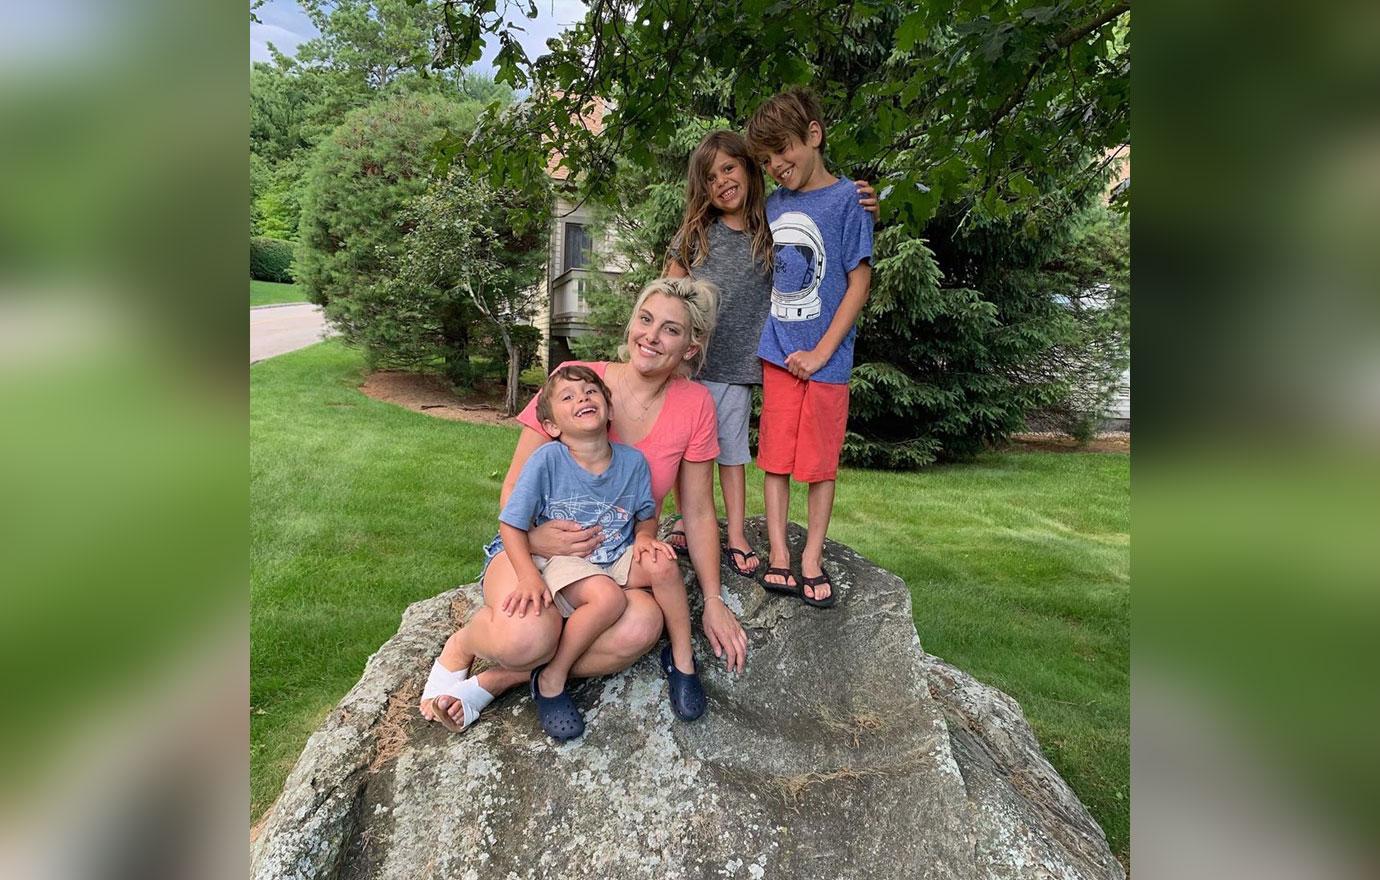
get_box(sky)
[249,0,588,77]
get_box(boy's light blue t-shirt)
[498,441,655,565]
[758,177,875,385]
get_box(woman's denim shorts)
[477,533,505,582]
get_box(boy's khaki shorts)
[536,547,636,618]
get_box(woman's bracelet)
[703,594,726,605]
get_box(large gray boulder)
[251,520,1123,880]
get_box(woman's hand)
[702,598,747,673]
[528,519,602,558]
[855,179,880,218]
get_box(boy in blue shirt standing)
[746,88,874,608]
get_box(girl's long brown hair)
[666,130,773,274]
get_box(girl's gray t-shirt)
[671,219,773,385]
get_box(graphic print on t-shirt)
[545,495,635,564]
[769,211,826,322]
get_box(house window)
[563,223,592,272]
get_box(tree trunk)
[503,333,521,417]
[440,298,471,388]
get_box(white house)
[530,98,622,370]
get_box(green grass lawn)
[250,279,306,307]
[251,340,1129,857]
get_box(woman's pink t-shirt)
[516,361,719,507]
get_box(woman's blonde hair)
[665,130,773,273]
[618,277,719,378]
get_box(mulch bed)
[1004,432,1130,454]
[358,371,519,427]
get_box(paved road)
[250,304,332,364]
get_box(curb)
[251,302,313,311]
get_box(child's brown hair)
[745,87,827,158]
[535,364,613,426]
[666,130,773,273]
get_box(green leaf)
[778,54,812,85]
[900,71,927,105]
[1007,172,1038,199]
[895,11,928,52]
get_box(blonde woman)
[421,277,748,734]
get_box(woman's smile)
[628,292,692,372]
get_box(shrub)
[294,94,478,310]
[367,168,549,412]
[250,236,295,282]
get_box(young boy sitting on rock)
[421,365,705,742]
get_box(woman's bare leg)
[420,550,561,731]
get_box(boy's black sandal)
[759,566,802,597]
[660,644,707,721]
[799,569,838,608]
[530,665,585,741]
[722,546,759,577]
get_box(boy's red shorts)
[756,360,850,483]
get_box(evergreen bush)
[294,94,478,311]
[250,236,295,282]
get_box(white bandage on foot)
[420,660,494,730]
[422,659,469,694]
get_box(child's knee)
[576,579,626,620]
[591,578,628,615]
[645,552,680,584]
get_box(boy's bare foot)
[760,551,798,593]
[800,559,832,603]
[669,640,696,675]
[535,665,568,699]
[666,520,688,552]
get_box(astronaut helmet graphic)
[769,211,826,322]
